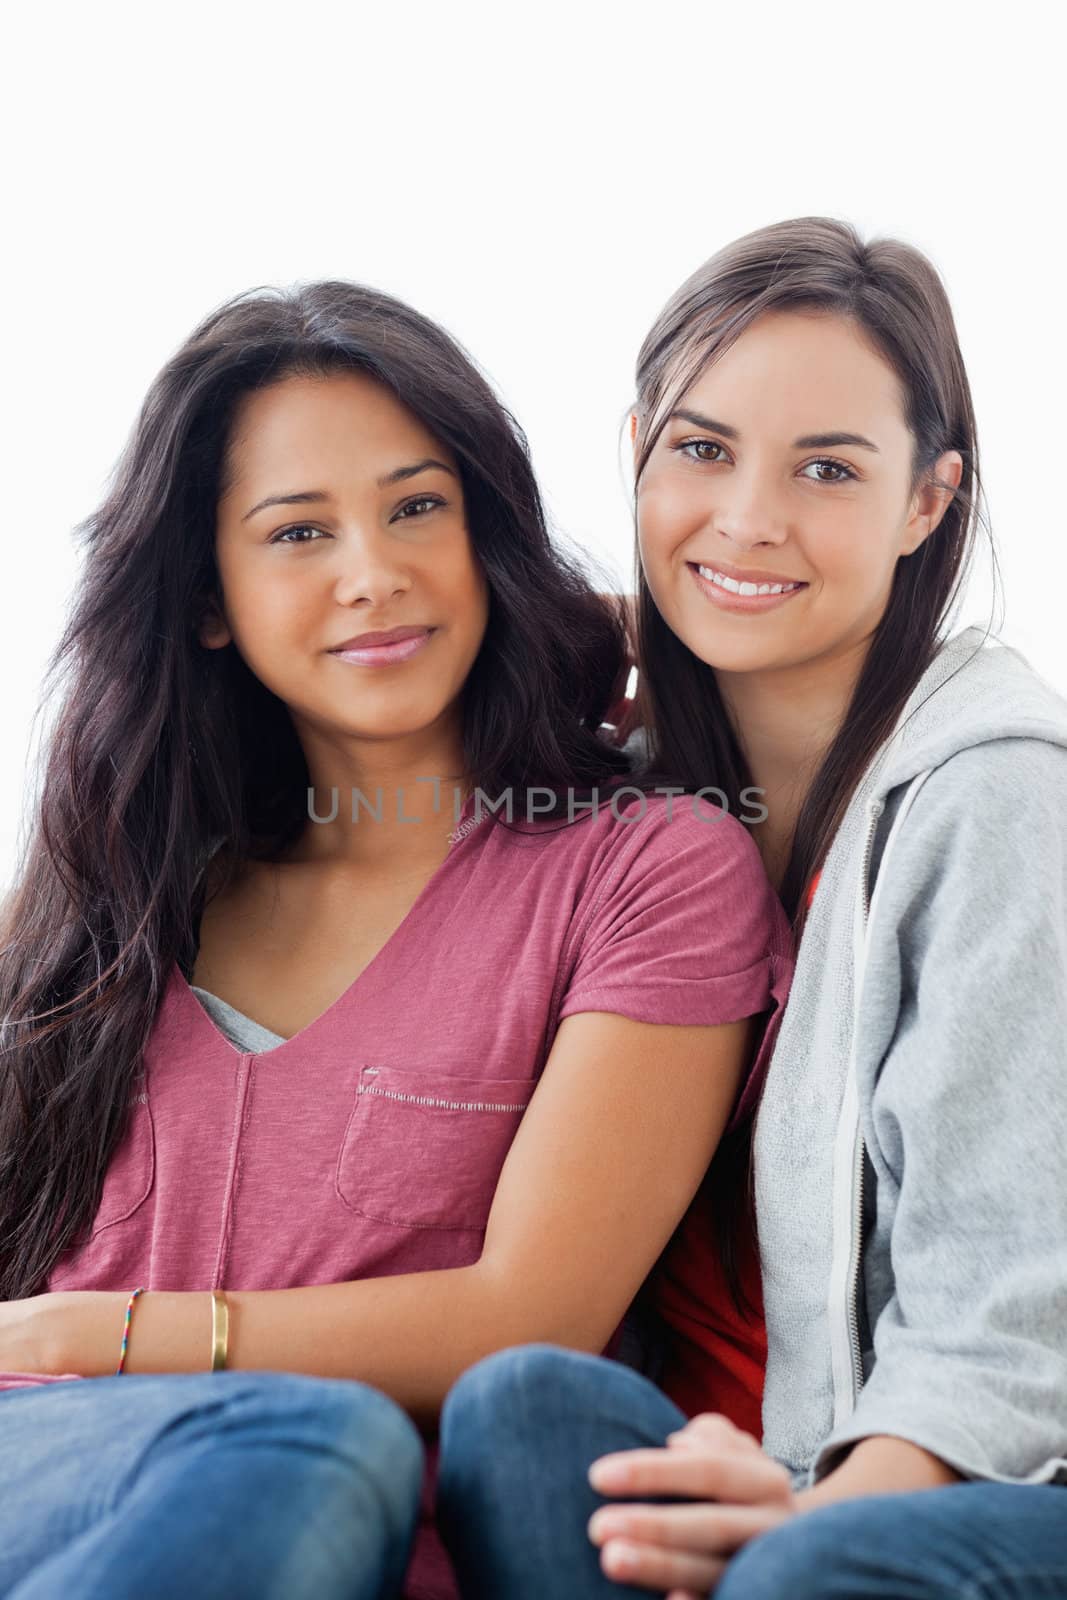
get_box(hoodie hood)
[877,623,1067,792]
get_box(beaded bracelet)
[115,1286,146,1375]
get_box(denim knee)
[444,1343,601,1426]
[145,1370,425,1534]
[715,1500,909,1600]
[446,1341,677,1433]
[714,1513,841,1600]
[719,1484,1067,1600]
[269,1374,425,1529]
[439,1341,686,1489]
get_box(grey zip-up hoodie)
[623,620,1067,1486]
[749,621,1067,1487]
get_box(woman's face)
[203,370,490,748]
[636,309,963,676]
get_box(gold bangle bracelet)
[210,1288,229,1371]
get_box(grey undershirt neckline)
[189,985,288,1053]
[189,805,489,1055]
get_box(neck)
[715,635,871,889]
[285,716,470,869]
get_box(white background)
[2,0,1063,887]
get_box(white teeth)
[696,564,798,597]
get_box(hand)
[586,1412,796,1597]
[0,1294,61,1374]
[0,1291,130,1377]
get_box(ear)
[197,596,232,650]
[630,412,638,443]
[901,449,964,557]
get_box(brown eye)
[673,439,726,464]
[801,459,857,484]
[270,524,327,545]
[392,495,445,520]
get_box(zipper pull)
[859,796,886,920]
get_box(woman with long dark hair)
[0,280,791,1598]
[436,217,1067,1598]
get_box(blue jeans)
[0,1369,424,1599]
[437,1343,1067,1599]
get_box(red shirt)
[651,1158,768,1438]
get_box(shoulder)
[888,626,1067,776]
[874,737,1067,924]
[486,788,783,945]
[894,736,1067,847]
[559,790,791,971]
[501,787,778,913]
[570,787,771,888]
[556,789,793,1023]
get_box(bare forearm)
[796,1435,963,1513]
[50,1263,596,1426]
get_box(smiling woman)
[434,215,1067,1600]
[636,310,957,670]
[0,278,793,1600]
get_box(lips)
[688,561,807,614]
[687,560,807,590]
[328,628,436,668]
[330,626,431,651]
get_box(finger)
[666,1431,729,1454]
[588,1445,791,1503]
[666,1592,707,1600]
[599,1536,725,1594]
[669,1413,760,1451]
[674,1411,742,1436]
[589,1500,787,1555]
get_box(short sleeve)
[556,796,795,1129]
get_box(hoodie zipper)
[829,768,936,1426]
[844,795,885,1397]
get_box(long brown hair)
[0,280,646,1300]
[631,215,995,940]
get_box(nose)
[712,471,789,551]
[331,527,413,608]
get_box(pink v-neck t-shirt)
[2,789,794,1600]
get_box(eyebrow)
[240,458,457,522]
[668,409,881,453]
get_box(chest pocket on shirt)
[335,1065,534,1231]
[91,1082,156,1236]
